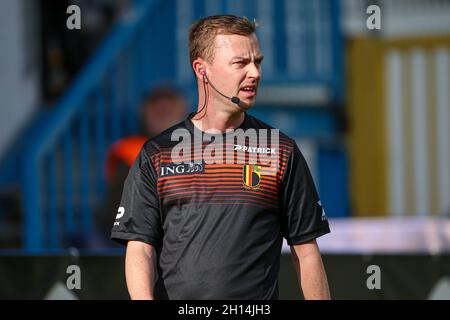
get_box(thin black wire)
[192,74,208,120]
[204,73,232,101]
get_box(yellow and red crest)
[243,164,261,190]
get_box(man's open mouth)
[239,85,257,98]
[240,85,256,92]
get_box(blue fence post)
[144,12,152,91]
[330,0,344,104]
[48,151,59,249]
[22,152,44,253]
[127,45,138,134]
[96,85,106,201]
[274,0,286,75]
[111,64,122,142]
[141,23,149,95]
[79,105,93,242]
[63,127,76,241]
[318,143,350,217]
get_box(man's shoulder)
[142,118,189,155]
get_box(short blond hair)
[189,15,257,65]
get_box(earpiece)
[199,68,206,76]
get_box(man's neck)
[191,107,245,133]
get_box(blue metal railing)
[21,0,164,252]
[19,0,344,253]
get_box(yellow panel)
[402,50,414,216]
[347,38,387,216]
[426,50,439,216]
[347,35,450,217]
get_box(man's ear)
[193,59,207,80]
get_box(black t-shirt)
[111,112,330,299]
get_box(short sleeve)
[110,147,163,248]
[279,142,330,245]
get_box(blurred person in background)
[94,86,188,246]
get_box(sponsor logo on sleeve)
[114,207,125,226]
[318,201,327,221]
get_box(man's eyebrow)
[231,56,249,60]
[231,55,264,61]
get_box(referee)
[111,15,331,300]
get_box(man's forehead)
[213,34,260,54]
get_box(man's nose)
[247,63,261,81]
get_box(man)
[111,15,331,299]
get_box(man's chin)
[238,97,256,110]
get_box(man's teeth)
[241,87,255,92]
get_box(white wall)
[0,0,40,158]
[342,0,450,38]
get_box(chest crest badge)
[243,164,261,190]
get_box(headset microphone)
[202,72,240,105]
[230,96,241,105]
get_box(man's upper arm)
[279,142,330,245]
[110,146,163,248]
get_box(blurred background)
[0,0,449,299]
